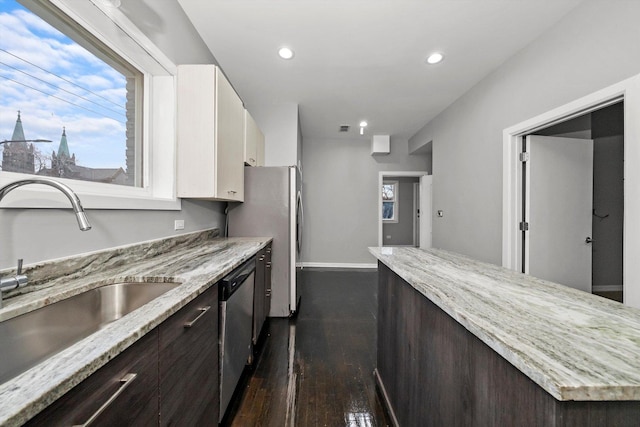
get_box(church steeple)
[11,111,26,142]
[2,111,35,174]
[58,127,70,158]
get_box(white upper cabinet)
[177,65,244,201]
[244,109,265,167]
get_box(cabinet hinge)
[519,221,529,231]
[519,152,530,162]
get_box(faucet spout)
[0,178,91,308]
[0,178,92,231]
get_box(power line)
[0,75,126,124]
[0,60,125,117]
[0,48,126,110]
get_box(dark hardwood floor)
[227,268,391,427]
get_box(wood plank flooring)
[227,268,391,427]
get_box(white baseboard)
[592,285,623,292]
[298,262,378,269]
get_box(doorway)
[510,102,624,302]
[378,171,430,248]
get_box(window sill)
[0,174,181,211]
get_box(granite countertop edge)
[368,246,640,402]
[0,231,272,427]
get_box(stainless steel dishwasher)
[219,257,255,422]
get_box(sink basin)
[0,281,180,386]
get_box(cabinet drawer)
[159,284,219,425]
[25,330,159,427]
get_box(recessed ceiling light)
[359,121,368,127]
[278,47,294,60]
[426,52,444,65]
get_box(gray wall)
[0,2,225,269]
[409,1,640,265]
[0,200,225,268]
[301,137,429,265]
[383,177,418,246]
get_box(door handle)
[585,237,593,244]
[184,306,211,328]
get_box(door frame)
[502,73,640,307]
[413,182,420,246]
[378,171,429,247]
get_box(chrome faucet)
[0,177,92,308]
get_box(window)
[0,0,179,210]
[1,0,141,186]
[382,181,398,222]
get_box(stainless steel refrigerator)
[227,166,303,317]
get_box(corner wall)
[409,1,640,265]
[301,137,428,265]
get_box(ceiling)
[176,0,583,141]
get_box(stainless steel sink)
[0,281,180,386]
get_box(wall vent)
[339,125,350,132]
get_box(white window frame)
[382,180,399,223]
[0,0,180,210]
[502,73,640,309]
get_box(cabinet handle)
[228,190,237,194]
[266,248,272,254]
[72,373,137,427]
[266,262,272,268]
[265,289,271,297]
[183,306,211,328]
[259,255,265,261]
[250,158,255,163]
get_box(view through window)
[0,0,141,186]
[382,181,397,221]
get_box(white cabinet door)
[243,110,258,167]
[216,69,244,201]
[176,65,244,201]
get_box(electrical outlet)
[174,219,185,230]
[437,210,444,218]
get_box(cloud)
[0,1,130,170]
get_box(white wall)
[246,103,300,167]
[301,137,429,265]
[410,0,640,265]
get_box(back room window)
[0,0,142,187]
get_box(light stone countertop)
[0,229,271,427]
[369,246,640,402]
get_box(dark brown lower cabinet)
[376,262,640,427]
[25,284,219,427]
[159,284,219,425]
[25,330,159,427]
[252,243,272,346]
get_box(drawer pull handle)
[184,306,211,328]
[72,373,137,426]
[228,190,237,194]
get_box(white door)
[526,135,593,292]
[419,175,432,249]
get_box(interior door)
[526,135,593,292]
[419,175,432,249]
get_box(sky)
[0,0,129,169]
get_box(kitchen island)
[0,229,271,426]
[369,246,640,426]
